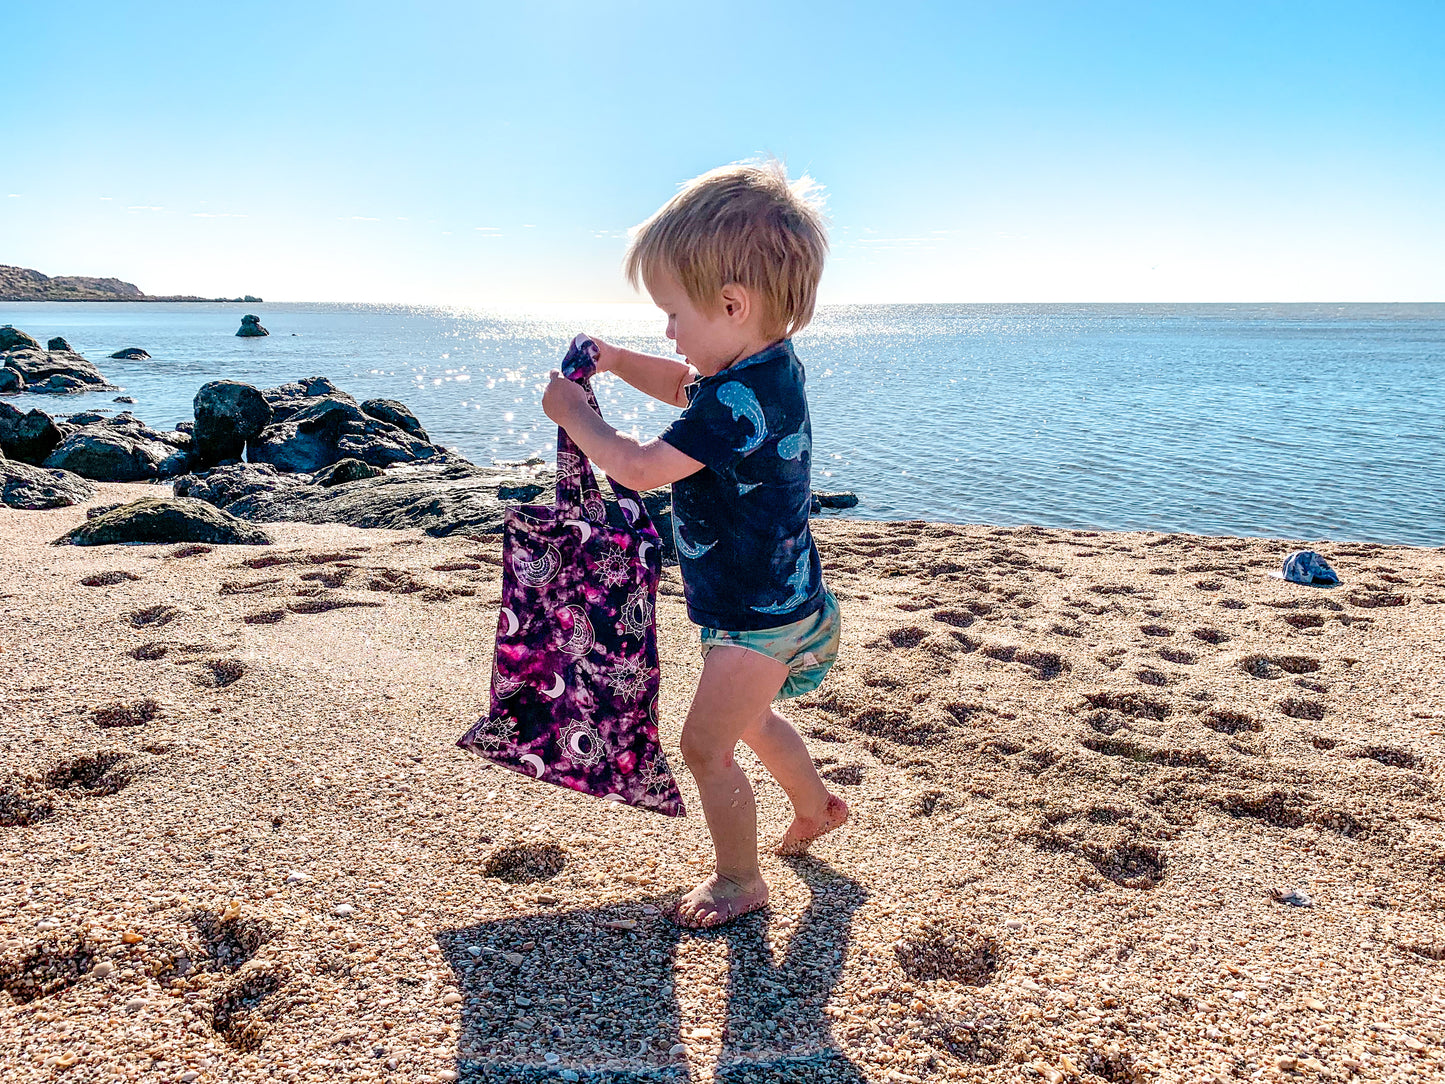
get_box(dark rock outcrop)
[361,399,430,441]
[1,458,97,509]
[47,337,74,352]
[174,461,676,550]
[110,347,150,360]
[313,457,384,487]
[0,368,22,393]
[2,345,114,392]
[0,326,41,352]
[250,384,447,473]
[113,395,136,404]
[0,402,63,463]
[42,415,190,482]
[192,380,273,467]
[236,314,269,337]
[812,490,860,512]
[54,497,273,547]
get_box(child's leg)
[741,707,850,856]
[675,645,788,928]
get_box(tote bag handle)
[555,334,659,536]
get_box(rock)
[91,961,114,978]
[250,394,445,473]
[442,992,462,1006]
[113,396,135,404]
[43,423,190,482]
[361,398,430,441]
[109,347,150,360]
[812,490,859,513]
[285,871,311,884]
[262,376,349,421]
[332,904,355,917]
[0,402,64,463]
[68,411,111,427]
[176,460,675,547]
[53,498,273,547]
[1,459,96,509]
[193,380,273,467]
[28,374,92,395]
[0,368,22,393]
[0,326,41,352]
[2,346,112,389]
[46,337,74,352]
[313,457,384,487]
[174,462,302,507]
[236,314,269,337]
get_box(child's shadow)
[437,856,868,1083]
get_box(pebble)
[544,1052,560,1064]
[442,992,462,1006]
[502,952,525,966]
[1005,919,1026,930]
[333,904,355,917]
[1272,887,1315,908]
[603,919,637,931]
[286,871,311,884]
[36,920,57,931]
[438,1072,457,1082]
[669,1043,686,1057]
[535,893,558,905]
[124,997,146,1013]
[560,1072,580,1083]
[180,1073,200,1083]
[91,961,114,978]
[466,946,482,958]
[121,931,143,944]
[55,1052,78,1068]
[514,995,532,1007]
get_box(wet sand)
[2,483,1442,1082]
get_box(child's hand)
[542,369,591,426]
[588,334,618,374]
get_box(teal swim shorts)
[699,589,842,699]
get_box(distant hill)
[0,264,260,303]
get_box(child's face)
[646,271,751,378]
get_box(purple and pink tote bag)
[457,334,686,816]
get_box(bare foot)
[775,793,849,856]
[673,872,769,929]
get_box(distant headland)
[0,264,260,303]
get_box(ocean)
[3,302,1442,547]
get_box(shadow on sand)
[437,856,868,1083]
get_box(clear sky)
[2,1,1442,304]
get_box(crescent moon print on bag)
[457,333,685,817]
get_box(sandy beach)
[2,485,1442,1083]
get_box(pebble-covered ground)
[1,484,1443,1083]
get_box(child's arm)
[594,338,695,409]
[542,373,702,492]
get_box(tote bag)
[457,334,686,816]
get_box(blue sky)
[2,1,1442,304]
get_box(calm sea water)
[3,302,1442,547]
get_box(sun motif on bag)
[606,658,653,701]
[595,544,631,588]
[634,753,675,799]
[469,714,516,753]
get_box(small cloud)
[127,205,165,212]
[474,226,502,233]
[98,196,112,201]
[346,215,380,221]
[522,223,536,228]
[8,193,22,198]
[396,216,409,221]
[191,212,247,218]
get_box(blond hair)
[625,159,828,339]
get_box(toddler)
[542,160,847,929]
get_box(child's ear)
[720,283,749,320]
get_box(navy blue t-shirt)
[659,339,825,631]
